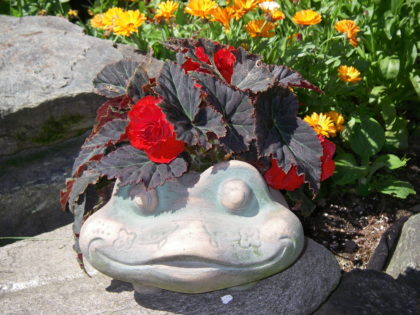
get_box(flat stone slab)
[0,15,162,156]
[1,225,340,315]
[314,269,418,315]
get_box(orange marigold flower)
[245,20,276,37]
[335,19,360,46]
[326,111,345,132]
[304,113,337,137]
[90,13,106,29]
[210,7,235,31]
[292,9,322,25]
[113,10,146,36]
[269,10,285,21]
[338,65,362,83]
[232,0,267,20]
[155,1,179,22]
[102,7,125,31]
[185,0,218,19]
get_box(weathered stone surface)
[385,213,420,291]
[314,269,418,315]
[366,216,409,271]
[0,15,163,156]
[0,135,84,245]
[1,224,340,315]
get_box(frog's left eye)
[130,186,158,214]
[219,179,251,212]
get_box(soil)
[298,142,420,272]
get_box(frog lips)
[88,237,294,270]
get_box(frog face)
[79,161,304,293]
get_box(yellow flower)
[338,65,362,83]
[68,9,78,18]
[90,14,106,29]
[304,113,337,137]
[292,9,322,25]
[102,7,125,31]
[335,20,360,47]
[210,7,235,31]
[113,10,146,36]
[185,0,218,19]
[245,20,276,37]
[38,9,47,16]
[327,111,345,132]
[155,1,179,22]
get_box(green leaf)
[334,153,367,185]
[380,97,396,127]
[368,154,407,180]
[372,176,416,199]
[349,116,385,160]
[379,56,400,80]
[384,117,408,150]
[409,73,420,100]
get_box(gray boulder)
[0,15,162,156]
[1,226,340,315]
[385,213,420,292]
[314,269,418,315]
[0,15,163,240]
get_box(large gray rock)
[385,213,420,292]
[0,15,163,156]
[0,225,340,315]
[0,135,84,244]
[314,269,418,315]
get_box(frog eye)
[219,179,251,212]
[130,187,158,214]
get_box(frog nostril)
[219,179,251,211]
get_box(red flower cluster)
[126,96,184,163]
[318,135,335,182]
[182,46,236,83]
[264,161,304,191]
[264,135,336,190]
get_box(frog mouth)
[87,237,294,271]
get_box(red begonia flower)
[181,46,236,83]
[127,96,184,163]
[318,135,336,181]
[264,159,305,191]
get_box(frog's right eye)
[130,187,158,214]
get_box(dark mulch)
[299,143,420,271]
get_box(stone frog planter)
[79,161,304,293]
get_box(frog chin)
[84,236,300,293]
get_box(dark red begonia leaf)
[231,48,274,93]
[255,87,323,193]
[93,60,139,98]
[92,96,131,135]
[91,145,188,189]
[155,62,225,149]
[67,171,101,213]
[127,65,149,103]
[269,65,322,93]
[60,178,75,210]
[72,119,128,176]
[193,72,255,153]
